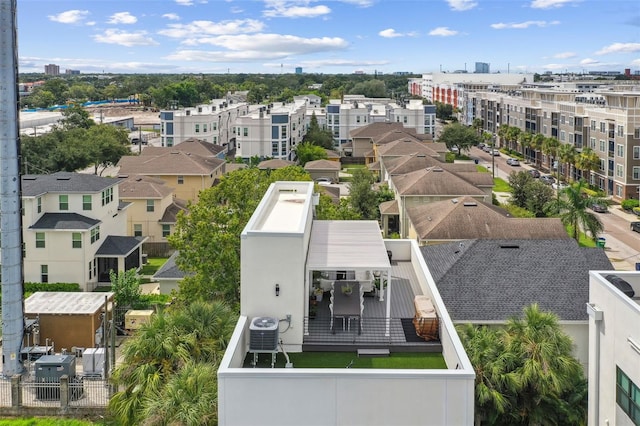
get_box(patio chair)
[329,290,346,332]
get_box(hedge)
[622,199,639,211]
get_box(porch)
[303,261,442,352]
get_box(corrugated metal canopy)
[306,221,391,271]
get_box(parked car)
[631,222,640,233]
[483,145,492,153]
[315,177,332,184]
[528,169,541,178]
[490,149,501,156]
[540,175,556,185]
[590,203,608,213]
[552,182,568,190]
[506,158,520,166]
[477,143,486,150]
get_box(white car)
[490,149,501,156]
[506,158,520,166]
[552,182,568,190]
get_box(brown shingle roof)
[305,159,341,170]
[377,140,441,159]
[407,197,569,240]
[350,122,405,139]
[379,199,399,215]
[392,167,486,196]
[159,199,189,224]
[324,149,341,159]
[118,175,174,199]
[118,151,225,176]
[141,138,224,157]
[258,159,294,169]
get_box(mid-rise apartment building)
[467,84,640,200]
[44,63,59,76]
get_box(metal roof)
[306,220,391,271]
[24,292,114,315]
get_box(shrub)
[24,282,80,292]
[621,199,639,211]
[633,207,640,216]
[503,203,535,218]
[445,152,456,163]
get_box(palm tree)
[507,126,522,154]
[542,137,559,172]
[505,304,586,425]
[531,133,545,169]
[497,125,510,150]
[558,143,577,182]
[472,118,484,135]
[109,301,237,426]
[575,147,600,186]
[545,180,605,242]
[520,132,532,162]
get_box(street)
[467,146,640,270]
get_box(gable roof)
[304,159,341,170]
[29,213,100,230]
[377,139,442,158]
[160,199,189,223]
[379,199,399,215]
[118,175,174,199]
[142,138,224,157]
[407,197,568,240]
[153,251,187,280]
[95,235,145,256]
[350,122,405,139]
[391,167,487,197]
[420,239,614,322]
[22,172,121,197]
[118,151,225,176]
[258,159,294,169]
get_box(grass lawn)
[476,165,489,173]
[140,257,168,276]
[0,420,98,426]
[493,177,511,192]
[565,225,597,247]
[343,164,366,172]
[244,351,447,369]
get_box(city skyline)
[17,0,640,75]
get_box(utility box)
[125,309,154,331]
[35,355,81,400]
[82,347,105,375]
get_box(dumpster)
[596,237,606,248]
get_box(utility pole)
[1,0,26,377]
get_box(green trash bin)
[596,238,606,248]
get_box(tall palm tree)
[542,136,559,172]
[505,304,586,425]
[575,147,600,186]
[497,125,510,150]
[507,126,522,153]
[520,132,532,162]
[545,180,605,242]
[558,143,577,182]
[472,118,484,135]
[531,133,545,169]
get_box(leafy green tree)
[296,142,328,165]
[545,180,605,242]
[169,167,311,304]
[59,104,94,130]
[508,171,535,208]
[435,101,453,120]
[109,301,237,426]
[316,194,361,220]
[458,304,587,426]
[109,268,141,308]
[86,124,131,175]
[303,112,334,149]
[523,180,554,217]
[472,118,484,135]
[438,122,480,153]
[348,168,379,220]
[348,79,386,98]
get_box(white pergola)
[305,220,392,335]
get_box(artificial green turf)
[139,257,168,276]
[244,351,447,369]
[492,177,511,192]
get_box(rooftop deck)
[303,261,442,352]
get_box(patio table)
[331,281,362,334]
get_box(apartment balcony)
[608,151,615,158]
[609,130,615,139]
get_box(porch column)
[385,270,391,337]
[304,269,310,336]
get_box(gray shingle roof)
[29,213,100,230]
[95,236,145,256]
[392,167,487,196]
[160,199,189,223]
[22,172,121,197]
[420,239,614,322]
[153,251,188,280]
[304,159,341,170]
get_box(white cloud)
[429,27,458,37]
[230,6,244,13]
[541,63,567,70]
[107,12,137,25]
[378,28,417,38]
[165,34,348,62]
[579,58,600,65]
[339,0,374,6]
[48,10,89,24]
[530,0,579,9]
[176,0,194,5]
[159,19,265,39]
[86,21,96,26]
[297,58,388,67]
[491,20,559,29]
[446,0,477,11]
[162,13,180,20]
[596,43,640,55]
[93,29,159,47]
[554,51,576,59]
[263,1,331,18]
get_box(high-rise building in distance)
[44,64,60,75]
[475,62,489,73]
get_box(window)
[134,224,142,237]
[543,125,547,135]
[616,366,640,425]
[599,140,606,152]
[600,122,605,133]
[634,146,640,159]
[634,167,640,180]
[162,224,171,238]
[281,125,287,138]
[166,137,174,147]
[37,197,42,214]
[203,124,207,133]
[195,124,200,133]
[59,195,68,210]
[356,116,360,123]
[213,122,217,131]
[618,144,625,157]
[35,232,45,248]
[616,164,624,178]
[599,159,606,171]
[88,261,92,280]
[91,226,100,244]
[72,232,82,248]
[403,116,408,123]
[213,136,217,144]
[177,175,184,185]
[617,185,623,197]
[41,265,48,283]
[146,199,155,212]
[83,195,92,210]
[560,115,566,124]
[560,130,566,141]
[243,127,248,137]
[635,128,640,139]
[590,120,596,131]
[590,137,596,149]
[89,259,97,280]
[618,125,625,137]
[101,188,113,206]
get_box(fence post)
[11,374,21,408]
[60,375,69,409]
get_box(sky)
[16,0,640,75]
